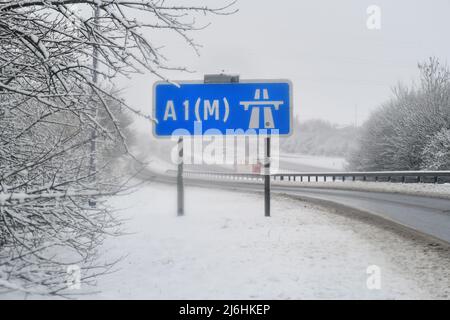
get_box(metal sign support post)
[264,136,271,217]
[177,136,184,216]
[206,74,272,217]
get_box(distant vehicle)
[252,161,262,174]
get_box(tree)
[0,0,235,295]
[281,118,358,157]
[348,58,450,171]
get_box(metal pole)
[88,6,100,208]
[177,137,184,216]
[264,136,271,217]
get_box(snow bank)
[77,183,449,299]
[178,169,450,200]
[280,153,347,171]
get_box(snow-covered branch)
[0,0,236,295]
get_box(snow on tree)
[0,1,236,295]
[348,58,450,171]
[421,128,450,170]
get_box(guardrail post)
[177,137,184,216]
[264,136,271,217]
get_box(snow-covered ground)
[280,153,347,171]
[54,182,450,299]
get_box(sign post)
[152,77,292,217]
[177,136,184,216]
[264,136,271,217]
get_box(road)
[273,186,450,244]
[146,169,450,245]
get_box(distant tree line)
[348,58,450,171]
[281,119,358,157]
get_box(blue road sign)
[153,80,292,137]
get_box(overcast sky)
[118,0,450,132]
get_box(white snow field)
[280,153,347,171]
[78,182,449,300]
